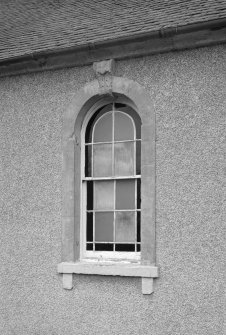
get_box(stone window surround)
[58,71,159,294]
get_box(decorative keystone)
[93,59,115,76]
[93,59,115,95]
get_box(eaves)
[0,18,226,77]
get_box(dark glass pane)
[136,141,141,175]
[94,181,114,210]
[114,112,134,141]
[137,244,141,252]
[95,243,114,251]
[85,145,92,177]
[115,211,135,242]
[115,103,126,109]
[87,181,93,210]
[116,180,135,209]
[86,212,93,242]
[85,105,112,143]
[93,144,112,177]
[95,212,114,242]
[115,244,135,252]
[93,112,112,143]
[86,243,93,250]
[137,179,141,209]
[114,142,134,176]
[137,212,141,242]
[85,108,101,143]
[134,117,141,140]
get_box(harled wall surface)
[0,45,225,335]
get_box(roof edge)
[1,18,226,77]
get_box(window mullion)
[113,179,116,252]
[93,182,95,251]
[134,121,137,251]
[112,103,115,176]
[135,179,137,252]
[91,143,94,178]
[113,103,115,252]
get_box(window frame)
[58,76,159,294]
[80,104,141,261]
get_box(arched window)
[82,103,141,260]
[58,75,158,294]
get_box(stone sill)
[58,261,159,294]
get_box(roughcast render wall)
[0,45,225,335]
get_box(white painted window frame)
[81,105,141,261]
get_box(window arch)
[81,103,141,260]
[58,76,158,294]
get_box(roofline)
[1,18,226,77]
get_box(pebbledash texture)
[0,1,225,335]
[0,45,225,335]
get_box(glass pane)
[137,244,140,252]
[115,244,135,251]
[137,211,141,242]
[87,181,93,210]
[94,181,114,210]
[115,211,135,242]
[95,212,114,242]
[95,243,113,251]
[114,142,134,176]
[115,103,126,109]
[137,179,141,209]
[86,212,93,242]
[116,180,135,209]
[93,144,112,177]
[85,145,92,177]
[115,105,141,139]
[85,108,101,143]
[86,243,93,250]
[134,117,141,140]
[136,141,141,175]
[114,112,134,141]
[93,112,112,143]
